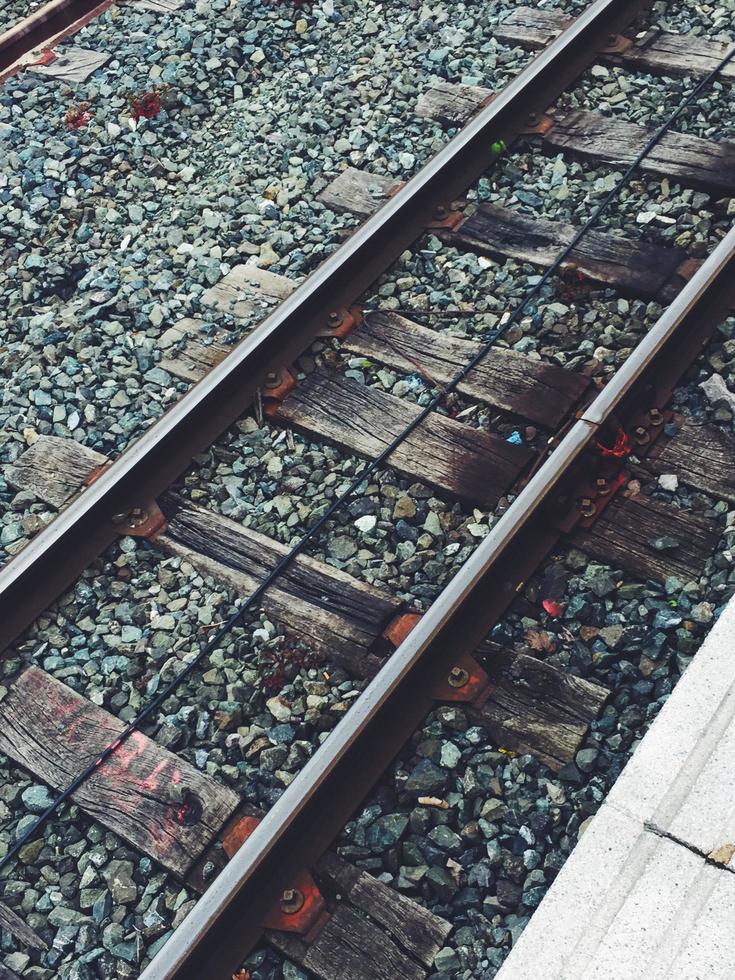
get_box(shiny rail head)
[137,221,735,980]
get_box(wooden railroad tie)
[0,668,450,980]
[416,84,735,197]
[318,166,696,302]
[7,436,610,770]
[495,7,735,84]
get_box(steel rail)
[139,221,735,980]
[0,0,651,655]
[0,0,115,77]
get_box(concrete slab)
[607,597,735,866]
[495,597,735,980]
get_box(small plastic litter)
[542,599,564,618]
[506,430,523,445]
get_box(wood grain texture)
[416,81,493,126]
[317,167,397,219]
[0,674,449,979]
[5,436,106,508]
[158,318,232,384]
[572,494,720,584]
[417,85,735,194]
[160,497,608,763]
[454,203,685,298]
[317,170,685,299]
[495,7,735,82]
[268,852,450,980]
[200,264,296,318]
[271,904,428,980]
[646,421,735,505]
[616,30,735,83]
[0,668,240,878]
[544,109,735,195]
[0,902,47,951]
[161,267,297,381]
[159,497,398,678]
[313,851,450,968]
[493,6,575,48]
[344,311,588,428]
[474,642,608,771]
[273,371,533,507]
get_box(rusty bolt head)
[595,478,610,495]
[434,205,448,219]
[448,666,469,689]
[647,408,664,426]
[280,888,305,914]
[265,371,281,389]
[327,310,343,326]
[128,507,149,527]
[578,497,596,518]
[634,426,650,445]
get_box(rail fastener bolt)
[111,508,148,528]
[280,888,305,915]
[634,426,650,446]
[265,371,281,389]
[327,310,343,328]
[578,497,597,518]
[447,666,470,689]
[594,478,610,496]
[647,408,664,426]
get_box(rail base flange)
[221,816,329,940]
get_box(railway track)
[1,1,735,978]
[0,0,116,79]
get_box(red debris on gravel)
[129,86,170,121]
[542,599,564,618]
[64,102,92,129]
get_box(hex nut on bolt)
[280,888,304,914]
[578,497,596,518]
[448,666,469,689]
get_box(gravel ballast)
[1,1,735,978]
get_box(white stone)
[354,515,377,533]
[658,473,679,491]
[700,373,735,412]
[266,696,291,722]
